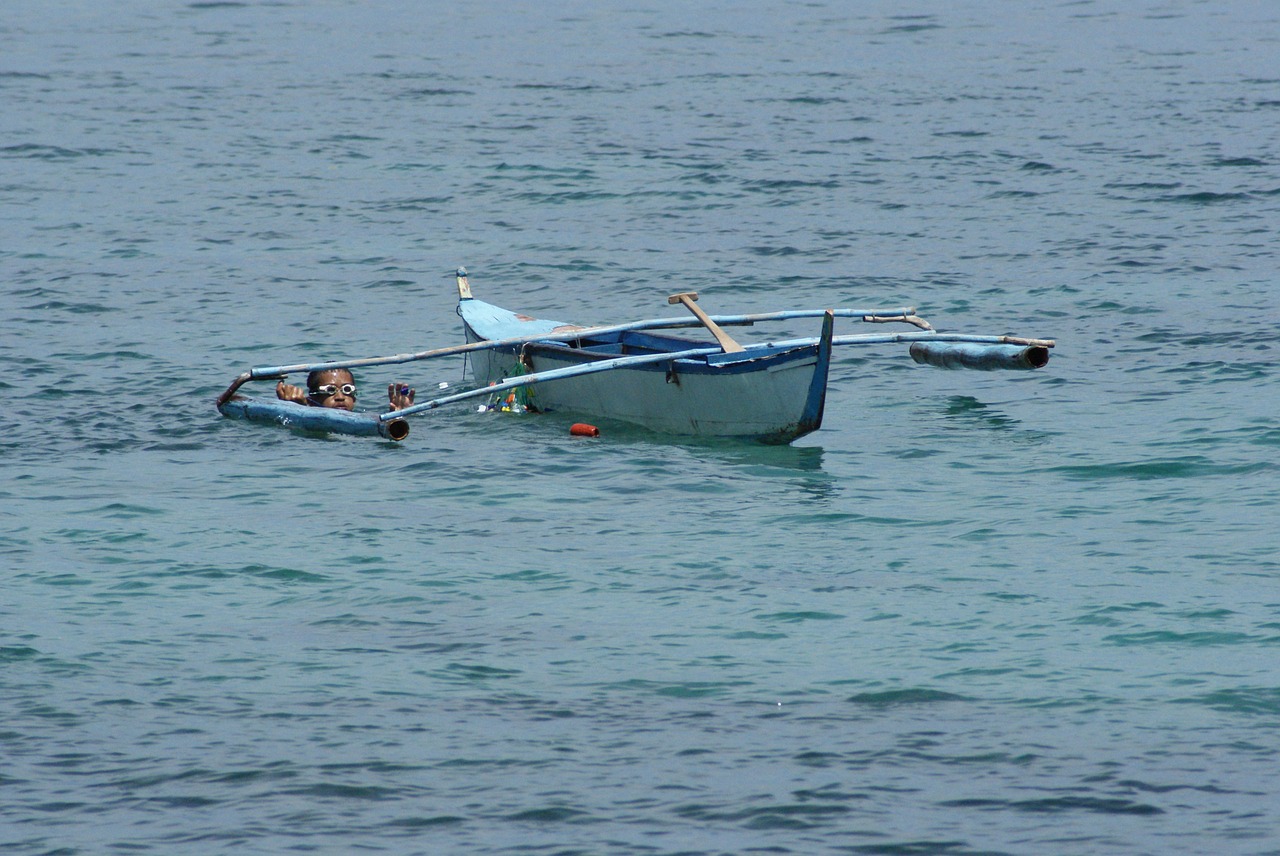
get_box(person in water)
[276,368,415,412]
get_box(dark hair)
[306,368,355,392]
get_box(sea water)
[2,1,1278,854]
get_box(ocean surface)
[3,1,1278,853]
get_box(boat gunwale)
[517,338,825,373]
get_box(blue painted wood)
[219,398,410,440]
[798,311,835,433]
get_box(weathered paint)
[457,299,835,442]
[215,274,1055,443]
[219,397,409,440]
[796,310,836,437]
[908,341,1051,371]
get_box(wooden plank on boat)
[667,291,745,353]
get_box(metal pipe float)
[219,398,409,440]
[908,342,1050,371]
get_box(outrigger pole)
[216,325,1054,441]
[373,331,1053,425]
[215,264,1055,439]
[214,305,931,406]
[383,345,722,420]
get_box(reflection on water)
[708,442,838,503]
[943,395,1018,430]
[705,441,826,473]
[932,396,1056,447]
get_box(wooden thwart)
[667,291,746,353]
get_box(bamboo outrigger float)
[216,268,1055,442]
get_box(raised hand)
[388,383,415,411]
[276,380,309,405]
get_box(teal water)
[3,2,1279,854]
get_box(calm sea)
[3,1,1278,854]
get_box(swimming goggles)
[309,383,357,398]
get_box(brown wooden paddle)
[667,291,745,353]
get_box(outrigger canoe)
[216,268,1054,442]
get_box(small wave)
[0,646,41,661]
[513,190,620,204]
[793,751,842,768]
[367,197,454,211]
[727,630,787,640]
[783,96,849,106]
[505,806,591,822]
[1116,778,1238,795]
[675,800,850,828]
[743,178,841,191]
[27,300,117,313]
[600,678,751,698]
[443,663,521,680]
[758,611,844,623]
[846,688,968,706]
[657,30,718,39]
[1250,427,1280,447]
[146,795,221,808]
[942,796,1162,815]
[1211,157,1267,167]
[1155,191,1252,204]
[398,88,473,99]
[1176,687,1280,716]
[1104,181,1181,190]
[1,143,116,160]
[654,681,751,699]
[394,641,485,653]
[746,245,803,256]
[142,442,207,452]
[72,502,165,519]
[884,23,944,34]
[1104,630,1257,647]
[1045,457,1269,481]
[235,564,328,583]
[512,82,601,93]
[283,783,397,800]
[385,815,466,827]
[835,839,977,854]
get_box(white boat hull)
[461,301,832,442]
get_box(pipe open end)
[1025,346,1050,369]
[382,419,410,441]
